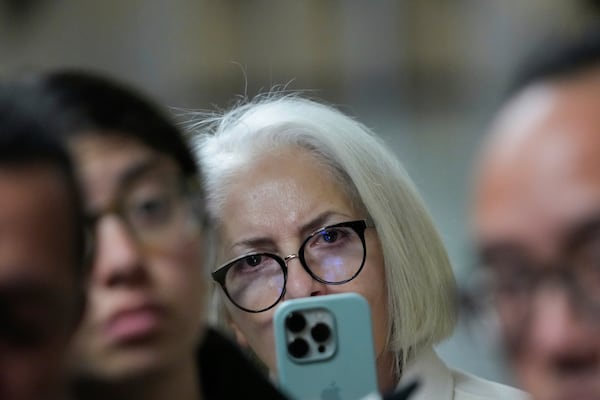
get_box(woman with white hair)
[192,95,527,399]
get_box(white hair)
[188,94,457,372]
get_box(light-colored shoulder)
[452,369,530,400]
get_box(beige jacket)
[395,349,530,400]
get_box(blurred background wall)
[2,0,598,385]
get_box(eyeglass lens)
[89,168,200,258]
[483,260,600,337]
[123,174,190,246]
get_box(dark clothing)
[199,328,288,399]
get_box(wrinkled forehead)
[473,78,600,259]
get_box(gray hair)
[189,94,457,371]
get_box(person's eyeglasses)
[85,165,203,260]
[212,219,372,313]
[461,238,600,346]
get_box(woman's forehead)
[69,134,177,209]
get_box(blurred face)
[0,166,79,400]
[474,73,600,400]
[215,147,394,388]
[68,134,206,381]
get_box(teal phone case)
[274,293,379,400]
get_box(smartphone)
[273,293,379,400]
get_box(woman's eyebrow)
[297,211,354,237]
[85,156,165,218]
[227,210,355,254]
[116,156,163,190]
[230,237,277,254]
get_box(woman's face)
[216,147,393,381]
[68,134,206,380]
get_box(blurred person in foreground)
[472,31,600,400]
[0,82,85,400]
[192,94,528,399]
[14,70,287,400]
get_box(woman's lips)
[104,305,164,342]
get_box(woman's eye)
[245,255,262,267]
[129,193,172,225]
[320,229,339,243]
[139,196,167,213]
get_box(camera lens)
[288,338,309,358]
[286,312,306,333]
[311,322,331,342]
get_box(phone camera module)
[288,337,309,358]
[311,322,331,343]
[286,312,306,333]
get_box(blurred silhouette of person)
[472,30,600,400]
[12,70,287,400]
[0,81,86,400]
[193,95,528,399]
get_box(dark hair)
[508,29,600,96]
[0,79,87,279]
[37,70,198,177]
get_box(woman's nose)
[284,255,327,299]
[92,215,146,287]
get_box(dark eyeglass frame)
[83,172,204,263]
[460,261,600,335]
[212,219,371,313]
[485,264,600,314]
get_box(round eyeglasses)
[85,164,204,261]
[460,237,600,350]
[212,220,372,313]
